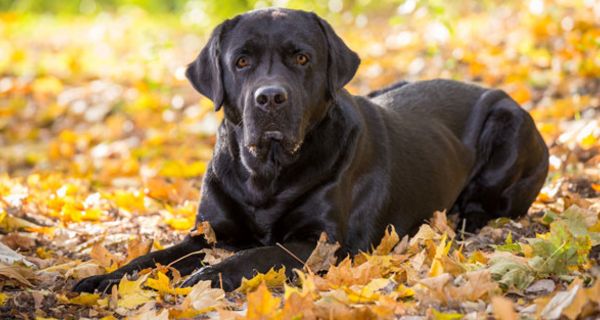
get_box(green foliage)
[489,205,597,291]
[495,232,523,254]
[489,255,535,291]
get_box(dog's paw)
[72,274,122,293]
[180,266,237,291]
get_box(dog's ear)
[186,19,236,111]
[313,14,360,99]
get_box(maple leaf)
[488,253,535,291]
[116,274,157,310]
[245,282,282,320]
[281,292,316,320]
[59,292,100,306]
[430,210,456,239]
[238,267,287,293]
[125,238,153,264]
[184,280,225,312]
[90,242,120,271]
[305,232,340,273]
[145,270,191,296]
[373,225,400,256]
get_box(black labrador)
[74,8,549,292]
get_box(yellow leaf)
[396,284,415,298]
[238,267,286,293]
[116,274,156,309]
[246,282,281,320]
[345,278,391,303]
[113,191,146,213]
[284,270,318,300]
[431,309,463,320]
[167,216,194,231]
[0,210,40,232]
[145,271,191,296]
[0,292,8,306]
[67,293,100,306]
[429,234,451,277]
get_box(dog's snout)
[254,85,288,110]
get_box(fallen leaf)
[246,282,282,320]
[0,262,35,287]
[305,232,340,273]
[145,270,191,296]
[238,267,286,293]
[491,296,518,320]
[373,225,400,255]
[182,280,225,313]
[116,274,156,309]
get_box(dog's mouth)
[245,130,303,159]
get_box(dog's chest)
[245,206,281,245]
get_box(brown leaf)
[430,210,456,239]
[305,232,340,273]
[190,221,217,245]
[90,242,119,269]
[125,237,153,264]
[0,263,35,287]
[1,232,36,251]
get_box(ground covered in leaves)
[1,1,599,319]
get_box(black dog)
[74,8,548,292]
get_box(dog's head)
[186,8,359,175]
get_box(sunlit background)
[0,0,598,233]
[0,0,599,318]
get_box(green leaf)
[489,255,535,291]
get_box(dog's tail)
[366,80,409,98]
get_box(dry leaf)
[116,274,157,309]
[182,280,225,313]
[491,296,518,320]
[430,211,456,239]
[305,232,340,273]
[246,282,282,320]
[125,237,153,264]
[90,242,119,269]
[373,225,400,256]
[238,267,286,293]
[0,263,35,287]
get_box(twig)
[275,242,309,271]
[166,249,205,268]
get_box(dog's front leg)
[73,235,210,293]
[181,241,315,291]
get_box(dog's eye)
[295,53,309,65]
[235,56,250,69]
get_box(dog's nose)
[254,85,288,110]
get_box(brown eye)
[236,56,250,69]
[295,53,309,65]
